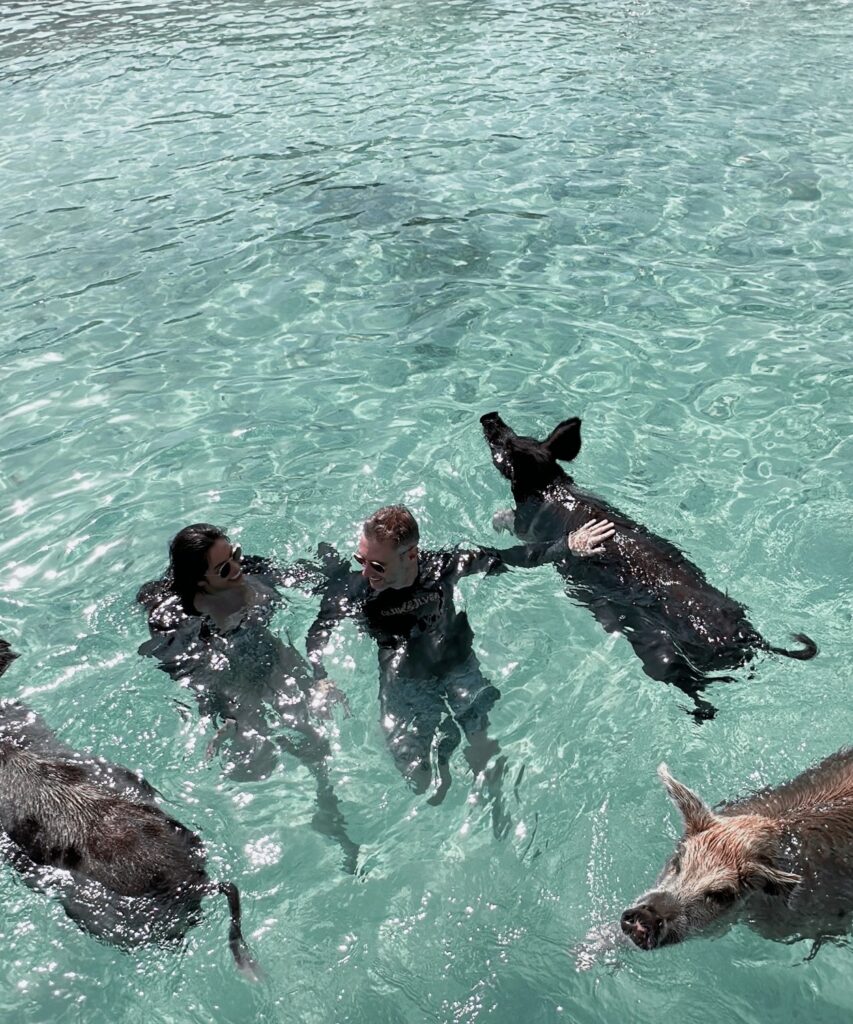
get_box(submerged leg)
[627,627,721,722]
[676,686,718,723]
[273,711,359,873]
[379,677,445,796]
[463,728,501,776]
[306,757,361,875]
[649,657,720,722]
[448,667,512,835]
[451,675,502,777]
[582,598,724,719]
[427,716,462,806]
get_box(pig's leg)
[613,616,721,721]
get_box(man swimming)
[306,505,613,802]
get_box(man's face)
[356,532,415,591]
[200,536,244,592]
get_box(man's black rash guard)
[306,537,572,683]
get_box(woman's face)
[199,536,243,592]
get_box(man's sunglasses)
[353,553,386,574]
[210,545,242,579]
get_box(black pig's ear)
[544,418,581,463]
[0,639,19,679]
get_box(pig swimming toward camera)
[621,750,853,951]
[480,412,817,718]
[0,639,257,975]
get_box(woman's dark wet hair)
[169,523,226,614]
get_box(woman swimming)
[137,523,357,872]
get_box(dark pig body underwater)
[621,750,853,951]
[480,413,816,718]
[0,639,257,975]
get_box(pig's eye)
[705,889,735,906]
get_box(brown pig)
[621,749,853,951]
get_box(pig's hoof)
[681,701,717,723]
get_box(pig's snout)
[620,904,663,950]
[480,412,509,445]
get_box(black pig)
[480,412,816,718]
[0,640,257,975]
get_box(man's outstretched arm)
[304,573,360,717]
[452,519,615,579]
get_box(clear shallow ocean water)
[1,0,851,1020]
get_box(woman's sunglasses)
[210,545,242,579]
[353,553,386,574]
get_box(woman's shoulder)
[147,591,196,634]
[137,575,204,629]
[136,576,172,613]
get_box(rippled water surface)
[1,0,852,1020]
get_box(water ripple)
[1,0,852,1021]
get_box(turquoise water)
[1,0,852,1019]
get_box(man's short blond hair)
[363,505,420,549]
